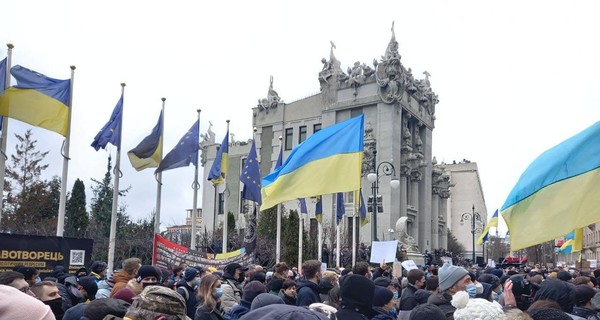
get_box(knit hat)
[528,307,572,320]
[573,284,596,306]
[90,261,108,274]
[132,286,187,320]
[183,268,199,281]
[414,289,431,304]
[409,304,446,320]
[372,286,393,307]
[340,274,375,317]
[373,276,392,288]
[438,263,468,292]
[250,292,284,310]
[243,280,266,303]
[78,276,99,300]
[83,298,130,320]
[137,265,162,283]
[478,274,501,291]
[224,263,248,276]
[451,291,506,320]
[240,304,328,320]
[491,268,503,278]
[0,284,54,320]
[557,271,573,282]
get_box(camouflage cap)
[132,286,188,320]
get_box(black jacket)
[427,291,456,320]
[296,279,321,307]
[399,284,419,310]
[176,279,198,318]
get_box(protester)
[372,285,397,320]
[177,267,201,318]
[336,274,376,319]
[278,279,297,305]
[318,270,338,303]
[250,292,285,311]
[220,263,246,313]
[427,263,470,318]
[124,285,188,320]
[224,280,265,319]
[239,304,328,320]
[296,260,323,306]
[399,268,426,311]
[80,298,129,320]
[451,290,506,320]
[0,284,56,320]
[0,270,35,296]
[110,257,141,297]
[570,284,599,319]
[31,281,66,320]
[409,304,446,320]
[266,262,289,294]
[89,261,108,282]
[195,274,225,320]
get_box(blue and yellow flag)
[275,143,283,170]
[477,209,498,245]
[336,193,345,225]
[208,129,229,186]
[359,189,369,227]
[128,111,163,171]
[501,121,600,251]
[0,65,70,136]
[241,140,261,205]
[261,114,364,210]
[315,196,323,224]
[91,93,123,151]
[559,228,583,253]
[155,119,199,174]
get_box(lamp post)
[367,150,400,242]
[460,204,482,264]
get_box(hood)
[112,269,133,283]
[296,279,319,292]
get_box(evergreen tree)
[3,130,56,235]
[89,156,115,238]
[282,210,300,267]
[66,178,88,238]
[257,206,277,240]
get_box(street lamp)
[367,150,400,241]
[460,204,482,264]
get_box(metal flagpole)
[318,203,323,263]
[352,190,357,266]
[298,210,303,272]
[154,98,166,236]
[107,83,125,275]
[222,120,230,254]
[190,109,201,250]
[56,65,76,237]
[0,43,13,229]
[275,137,283,263]
[336,197,341,268]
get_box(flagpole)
[222,120,230,254]
[352,190,357,266]
[107,83,125,276]
[318,203,323,263]
[191,109,201,250]
[154,98,166,236]
[276,137,283,263]
[298,212,303,272]
[56,65,76,237]
[336,197,341,268]
[0,43,13,230]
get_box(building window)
[313,123,322,133]
[285,128,293,150]
[218,193,224,215]
[299,126,307,143]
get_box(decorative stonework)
[257,76,284,112]
[362,121,376,176]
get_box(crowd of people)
[2,258,600,320]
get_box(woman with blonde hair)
[195,274,224,320]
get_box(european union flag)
[336,192,345,225]
[359,189,368,227]
[155,119,199,174]
[241,140,261,205]
[91,93,123,150]
[275,144,283,170]
[298,198,307,214]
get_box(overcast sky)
[1,1,599,234]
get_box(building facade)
[199,26,485,257]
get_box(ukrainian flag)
[261,114,364,210]
[559,228,583,253]
[128,111,163,171]
[208,129,229,186]
[0,65,70,136]
[477,209,498,245]
[501,121,600,251]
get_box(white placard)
[370,240,398,263]
[487,259,496,268]
[589,259,597,269]
[442,257,453,265]
[401,260,418,271]
[321,263,327,274]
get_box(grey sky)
[1,1,599,233]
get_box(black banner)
[0,233,94,277]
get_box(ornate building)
[201,25,454,255]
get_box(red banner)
[153,234,253,270]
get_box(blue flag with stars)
[241,140,261,204]
[155,119,199,173]
[0,58,6,131]
[336,192,344,225]
[91,93,123,150]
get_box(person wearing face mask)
[399,269,426,311]
[176,267,201,318]
[31,281,66,320]
[195,274,225,320]
[372,286,398,320]
[220,263,247,313]
[477,274,501,302]
[427,263,470,319]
